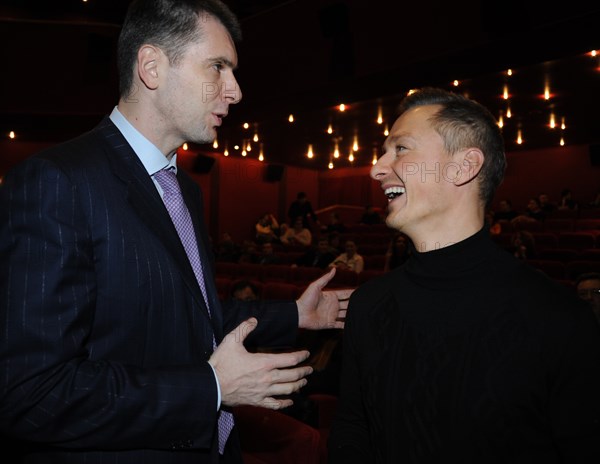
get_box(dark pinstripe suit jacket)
[0,117,298,463]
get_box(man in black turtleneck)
[328,87,600,463]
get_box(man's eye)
[213,63,223,71]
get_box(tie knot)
[154,168,179,196]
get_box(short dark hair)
[117,0,242,98]
[576,272,600,286]
[230,279,258,298]
[397,87,506,207]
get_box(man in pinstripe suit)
[0,1,350,462]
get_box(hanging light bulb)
[253,132,259,142]
[182,143,188,150]
[288,114,294,123]
[241,148,247,157]
[376,105,383,124]
[328,161,334,169]
[506,105,512,118]
[498,110,504,128]
[243,122,249,129]
[561,117,566,130]
[223,145,229,156]
[549,111,556,129]
[339,103,346,112]
[503,84,509,100]
[333,141,340,159]
[212,138,218,149]
[383,124,389,136]
[327,123,333,134]
[372,147,378,165]
[9,130,15,139]
[516,128,523,145]
[348,152,354,162]
[352,134,359,152]
[246,140,252,152]
[307,144,314,159]
[560,137,565,146]
[258,143,264,161]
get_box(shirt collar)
[109,106,177,175]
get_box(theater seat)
[235,405,321,464]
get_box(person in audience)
[293,236,338,269]
[576,272,600,325]
[588,188,600,208]
[383,232,410,271]
[538,192,557,215]
[230,279,260,302]
[327,231,344,255]
[512,197,545,225]
[328,87,600,463]
[281,216,313,248]
[558,188,579,211]
[328,240,364,274]
[215,231,241,262]
[492,198,519,222]
[484,210,502,235]
[288,191,319,231]
[358,204,382,225]
[510,230,537,260]
[255,212,280,244]
[238,239,260,264]
[0,2,352,462]
[257,241,281,265]
[321,211,346,234]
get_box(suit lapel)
[95,117,214,325]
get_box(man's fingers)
[260,350,311,369]
[224,317,258,345]
[335,288,354,301]
[263,397,294,410]
[270,365,313,383]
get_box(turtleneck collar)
[404,226,496,289]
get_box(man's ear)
[137,45,161,90]
[455,148,484,186]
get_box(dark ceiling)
[2,0,600,170]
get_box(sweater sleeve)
[327,294,372,462]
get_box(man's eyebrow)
[208,56,237,70]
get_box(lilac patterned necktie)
[154,167,234,454]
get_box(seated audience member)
[238,240,260,263]
[329,240,364,274]
[485,210,502,235]
[511,230,537,260]
[327,231,344,255]
[257,241,281,265]
[321,212,346,234]
[538,192,558,215]
[384,233,411,271]
[512,197,545,225]
[576,272,600,325]
[281,216,313,247]
[293,236,338,269]
[359,205,382,225]
[493,198,519,222]
[558,188,579,211]
[215,231,241,262]
[230,279,260,302]
[255,212,280,244]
